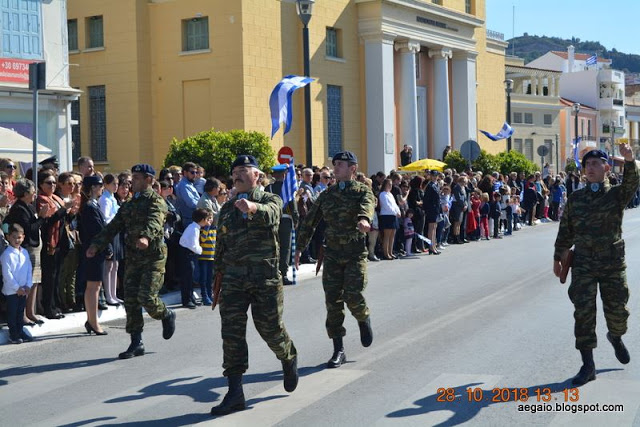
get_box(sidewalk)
[0,262,321,346]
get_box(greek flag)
[479,122,514,141]
[281,159,298,205]
[270,75,314,138]
[586,54,597,66]
[573,137,582,169]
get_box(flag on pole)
[281,159,298,205]
[573,136,582,169]
[586,54,597,66]
[269,75,315,138]
[479,122,514,141]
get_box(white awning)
[0,126,53,162]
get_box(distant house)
[527,46,612,73]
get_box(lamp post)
[572,103,580,142]
[504,79,513,152]
[296,0,315,167]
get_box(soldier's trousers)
[219,275,297,376]
[322,244,370,339]
[568,260,629,350]
[123,254,168,334]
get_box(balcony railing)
[486,29,504,41]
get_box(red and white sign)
[0,58,35,84]
[277,146,294,164]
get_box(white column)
[537,75,544,96]
[364,33,397,174]
[429,48,452,160]
[452,51,478,148]
[395,40,421,159]
[633,121,639,141]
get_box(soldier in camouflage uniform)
[87,164,176,360]
[554,145,639,386]
[210,155,298,417]
[295,151,375,369]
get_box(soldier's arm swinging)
[295,193,325,259]
[553,196,574,278]
[87,207,126,258]
[617,144,639,208]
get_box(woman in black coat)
[449,176,468,244]
[3,178,49,325]
[407,176,425,252]
[79,176,111,335]
[423,171,442,254]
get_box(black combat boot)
[327,337,346,368]
[162,309,176,340]
[358,317,373,347]
[119,332,145,359]
[607,332,630,364]
[211,374,246,416]
[282,356,299,392]
[571,349,596,386]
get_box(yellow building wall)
[68,0,150,173]
[473,0,507,155]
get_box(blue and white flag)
[479,122,514,141]
[586,54,597,66]
[270,75,314,138]
[573,137,582,169]
[281,159,298,205]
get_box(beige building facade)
[68,0,507,174]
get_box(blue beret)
[231,155,259,174]
[131,164,156,176]
[82,175,103,187]
[332,151,358,165]
[582,149,608,164]
[271,164,288,172]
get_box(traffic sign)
[537,145,549,157]
[459,140,481,162]
[277,146,294,164]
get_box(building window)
[465,0,473,14]
[513,112,523,124]
[327,85,343,157]
[524,138,534,161]
[89,85,107,161]
[432,0,442,4]
[524,113,533,124]
[543,114,552,125]
[544,139,553,165]
[182,17,209,52]
[68,19,78,51]
[86,16,104,48]
[587,119,591,136]
[1,0,43,59]
[326,27,341,58]
[71,98,81,160]
[514,138,523,154]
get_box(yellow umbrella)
[398,158,446,172]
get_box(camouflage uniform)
[554,160,639,350]
[297,180,376,338]
[215,187,297,376]
[91,187,169,333]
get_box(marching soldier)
[211,155,298,417]
[87,164,176,359]
[553,145,639,385]
[295,151,375,368]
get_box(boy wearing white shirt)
[1,224,33,344]
[179,208,213,309]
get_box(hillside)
[507,34,640,73]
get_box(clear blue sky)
[486,0,640,55]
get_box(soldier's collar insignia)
[590,182,601,192]
[339,181,346,190]
[342,154,348,159]
[244,157,249,164]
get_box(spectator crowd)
[1,153,638,344]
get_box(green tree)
[471,150,500,175]
[163,129,276,178]
[495,150,538,176]
[444,150,469,173]
[565,159,578,174]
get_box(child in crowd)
[542,188,551,221]
[1,224,33,344]
[479,193,490,240]
[499,186,512,235]
[510,196,522,231]
[198,209,216,305]
[489,192,502,239]
[179,208,213,309]
[468,190,481,241]
[403,209,415,256]
[438,185,452,247]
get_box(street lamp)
[504,79,513,152]
[572,103,580,142]
[296,0,315,167]
[610,119,616,157]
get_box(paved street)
[2,210,640,426]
